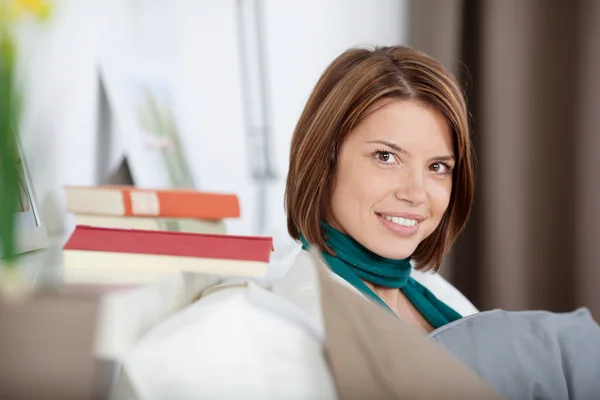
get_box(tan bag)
[310,247,505,400]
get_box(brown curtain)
[407,0,600,318]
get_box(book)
[62,225,273,285]
[64,185,240,220]
[72,214,227,234]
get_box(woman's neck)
[364,281,434,334]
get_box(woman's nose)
[394,170,427,206]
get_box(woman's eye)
[375,151,396,164]
[429,162,450,174]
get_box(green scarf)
[300,223,462,329]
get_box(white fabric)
[110,239,478,399]
[271,249,479,328]
[94,272,222,360]
[113,282,337,400]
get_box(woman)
[118,46,599,400]
[279,45,476,333]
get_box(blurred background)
[8,0,600,317]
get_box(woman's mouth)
[375,212,422,236]
[381,214,418,227]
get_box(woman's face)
[328,99,454,260]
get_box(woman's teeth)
[383,215,417,227]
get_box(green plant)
[0,0,51,273]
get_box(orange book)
[64,185,240,220]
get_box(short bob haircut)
[285,45,474,271]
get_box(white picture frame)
[1,137,49,257]
[98,59,197,190]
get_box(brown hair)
[284,45,474,271]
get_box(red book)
[62,225,273,285]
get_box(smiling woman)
[329,100,456,262]
[283,45,474,333]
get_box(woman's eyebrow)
[367,140,411,156]
[430,155,455,163]
[367,140,455,162]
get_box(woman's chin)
[363,239,417,261]
[378,250,415,261]
[346,226,419,260]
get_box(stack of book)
[64,185,240,234]
[62,185,274,286]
